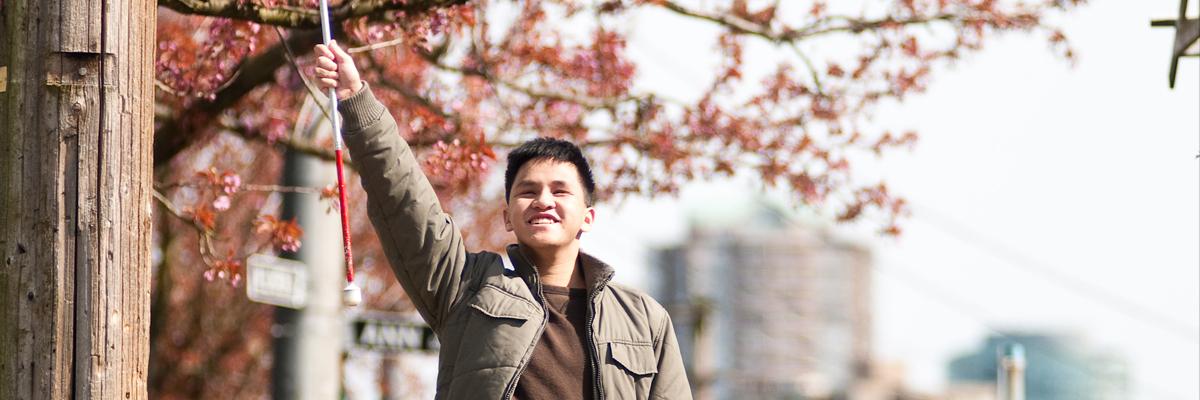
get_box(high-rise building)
[654,202,873,399]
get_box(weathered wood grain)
[1,0,154,398]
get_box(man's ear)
[579,207,596,233]
[503,209,514,232]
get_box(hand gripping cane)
[318,0,362,307]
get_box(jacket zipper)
[586,275,612,400]
[502,249,612,400]
[502,259,550,400]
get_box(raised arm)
[314,42,470,329]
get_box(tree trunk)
[0,0,155,398]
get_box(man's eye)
[554,190,570,195]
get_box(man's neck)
[519,243,586,289]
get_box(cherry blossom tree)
[147,0,1083,397]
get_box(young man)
[314,42,691,399]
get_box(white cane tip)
[342,284,362,307]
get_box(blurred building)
[654,202,874,399]
[946,333,1130,400]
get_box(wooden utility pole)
[0,0,156,398]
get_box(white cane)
[318,0,362,307]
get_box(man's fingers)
[314,44,335,60]
[316,56,338,71]
[330,40,353,63]
[313,63,337,76]
[314,70,338,82]
[315,41,360,96]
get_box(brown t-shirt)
[512,284,594,400]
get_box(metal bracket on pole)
[1151,0,1199,88]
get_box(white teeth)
[530,218,556,225]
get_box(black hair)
[504,137,597,207]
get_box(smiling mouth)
[527,216,560,225]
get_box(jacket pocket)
[467,284,540,321]
[602,341,657,399]
[608,342,658,376]
[449,284,542,380]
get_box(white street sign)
[246,253,308,309]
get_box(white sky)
[582,1,1200,399]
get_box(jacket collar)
[506,244,614,295]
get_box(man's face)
[503,159,595,251]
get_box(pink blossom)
[222,174,242,194]
[280,239,300,253]
[212,195,231,211]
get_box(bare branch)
[655,0,966,43]
[424,57,648,109]
[788,43,825,95]
[349,36,408,53]
[242,184,325,194]
[274,26,335,122]
[152,188,192,221]
[152,188,219,263]
[358,50,459,124]
[155,79,184,96]
[157,0,471,28]
[157,182,326,195]
[217,117,342,163]
[797,14,966,37]
[656,0,769,39]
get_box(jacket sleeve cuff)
[338,82,386,135]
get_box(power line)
[871,260,1191,400]
[909,202,1200,343]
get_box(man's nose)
[531,190,554,209]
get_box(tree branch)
[154,29,321,166]
[274,26,335,122]
[151,188,219,264]
[157,0,471,28]
[218,113,445,167]
[242,184,325,194]
[216,116,343,164]
[152,188,193,222]
[656,0,769,39]
[359,51,459,124]
[349,36,408,54]
[424,56,649,109]
[156,181,326,195]
[656,0,964,43]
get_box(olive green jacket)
[339,85,692,400]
